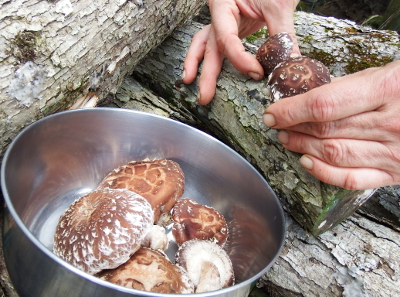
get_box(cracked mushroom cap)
[267,55,331,102]
[98,159,185,223]
[175,239,235,293]
[53,188,154,275]
[171,198,229,246]
[98,247,194,294]
[256,32,293,75]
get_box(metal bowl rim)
[1,107,286,296]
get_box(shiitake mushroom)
[256,32,331,102]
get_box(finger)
[278,130,397,170]
[282,107,398,142]
[299,154,396,190]
[261,1,301,55]
[217,33,264,79]
[210,1,264,79]
[264,24,300,56]
[264,68,383,129]
[238,20,266,39]
[182,25,212,84]
[197,27,224,105]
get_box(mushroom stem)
[195,261,222,293]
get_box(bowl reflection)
[1,108,285,297]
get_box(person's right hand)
[263,60,400,190]
[182,0,300,105]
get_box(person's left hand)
[182,0,300,105]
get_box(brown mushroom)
[141,224,169,251]
[267,55,331,102]
[171,198,229,246]
[53,188,153,274]
[256,32,293,75]
[98,159,185,223]
[98,247,194,294]
[175,239,235,293]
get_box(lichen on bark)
[129,11,400,235]
[0,0,207,155]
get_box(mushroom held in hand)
[98,247,194,294]
[175,239,235,293]
[256,32,293,75]
[98,159,185,223]
[171,198,229,246]
[267,55,331,102]
[53,188,153,274]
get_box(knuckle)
[310,93,335,122]
[314,121,336,138]
[342,173,361,190]
[387,146,400,167]
[280,105,298,126]
[380,119,400,136]
[214,35,227,54]
[192,31,207,46]
[322,139,346,165]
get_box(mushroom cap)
[53,188,154,274]
[98,247,194,294]
[267,55,331,102]
[171,198,229,246]
[256,32,293,75]
[98,159,185,223]
[175,239,235,292]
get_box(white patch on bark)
[8,61,46,107]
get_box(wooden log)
[0,1,206,296]
[128,11,400,235]
[113,73,400,297]
[0,0,206,156]
[110,11,400,296]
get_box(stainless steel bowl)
[1,108,285,297]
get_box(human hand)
[263,60,400,190]
[182,0,300,105]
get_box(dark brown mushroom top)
[256,32,293,75]
[53,188,153,274]
[267,55,331,102]
[98,247,194,294]
[171,198,229,246]
[98,159,185,223]
[175,239,235,293]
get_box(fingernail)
[182,69,186,79]
[277,131,289,144]
[300,155,314,170]
[263,113,276,127]
[248,71,262,80]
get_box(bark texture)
[125,11,400,235]
[0,0,206,155]
[0,1,205,295]
[115,75,400,297]
[110,11,400,296]
[1,4,400,296]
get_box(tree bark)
[110,11,400,296]
[0,0,206,156]
[0,1,205,296]
[1,4,400,296]
[126,11,400,235]
[114,75,400,297]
